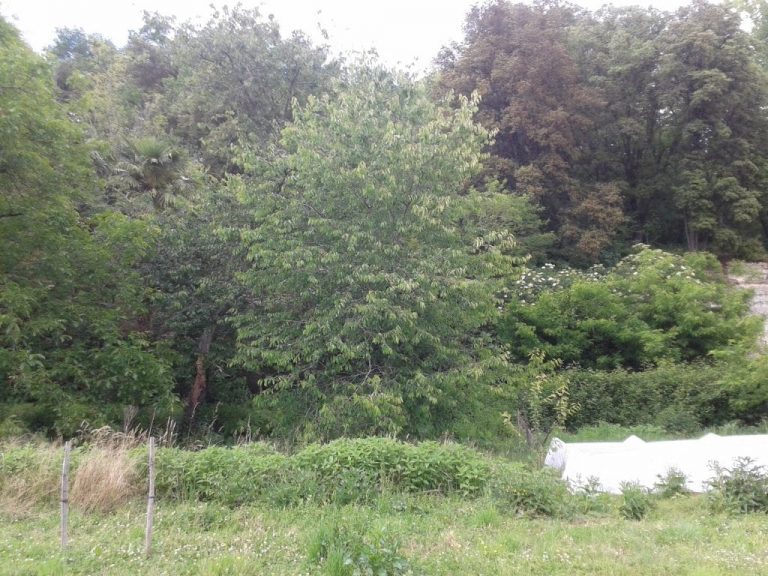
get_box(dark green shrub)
[427,383,518,454]
[654,468,690,498]
[726,355,768,424]
[489,462,572,517]
[708,458,768,514]
[246,390,321,440]
[566,362,731,431]
[502,248,756,370]
[619,483,654,520]
[52,400,110,438]
[0,413,28,439]
[2,403,56,435]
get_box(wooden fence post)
[60,440,71,549]
[145,436,156,557]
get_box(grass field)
[2,496,768,575]
[2,431,768,575]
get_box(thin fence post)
[60,440,71,549]
[145,436,156,557]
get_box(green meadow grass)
[3,435,768,575]
[2,496,768,575]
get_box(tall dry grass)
[70,446,142,513]
[0,423,175,517]
[68,425,155,513]
[77,421,175,450]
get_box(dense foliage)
[232,70,522,437]
[2,1,768,442]
[440,1,768,263]
[0,21,174,435]
[502,248,757,369]
[154,438,489,506]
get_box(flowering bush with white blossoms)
[509,261,607,305]
[499,246,758,369]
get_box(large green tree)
[660,1,768,257]
[161,6,338,175]
[232,67,523,438]
[438,1,624,263]
[0,19,173,433]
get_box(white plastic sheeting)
[544,433,768,494]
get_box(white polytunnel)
[544,433,768,494]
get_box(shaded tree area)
[41,7,341,427]
[437,1,623,264]
[438,0,768,263]
[0,20,174,435]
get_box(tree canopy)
[0,21,173,434]
[232,69,523,437]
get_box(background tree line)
[1,1,767,444]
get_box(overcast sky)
[0,0,699,72]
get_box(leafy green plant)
[571,476,612,515]
[489,462,572,517]
[654,468,690,498]
[725,355,768,424]
[307,514,409,576]
[619,482,654,520]
[154,438,491,506]
[154,445,287,505]
[292,438,490,500]
[708,457,768,514]
[502,350,578,455]
[501,248,757,371]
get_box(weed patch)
[0,441,62,517]
[619,483,654,520]
[307,512,410,576]
[708,457,768,513]
[71,446,142,513]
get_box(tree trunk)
[186,355,207,420]
[517,409,535,450]
[185,326,214,423]
[684,218,698,251]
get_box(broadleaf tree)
[0,18,174,433]
[232,67,524,438]
[438,1,621,263]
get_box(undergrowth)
[4,432,768,525]
[708,457,768,514]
